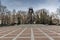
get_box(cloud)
[1,0,60,12]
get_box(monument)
[27,8,35,24]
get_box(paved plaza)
[0,24,60,40]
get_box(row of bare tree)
[0,8,60,26]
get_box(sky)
[1,0,60,12]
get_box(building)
[0,0,7,25]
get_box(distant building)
[0,0,7,25]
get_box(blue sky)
[1,0,60,12]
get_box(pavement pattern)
[0,24,60,40]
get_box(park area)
[0,24,60,40]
